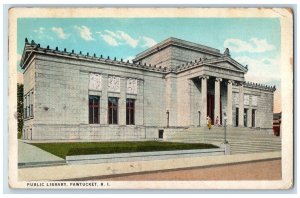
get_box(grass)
[31,141,218,159]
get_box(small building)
[20,37,276,141]
[273,112,282,136]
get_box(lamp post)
[166,110,169,128]
[198,111,201,127]
[224,116,228,144]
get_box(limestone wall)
[232,85,274,129]
[171,46,218,69]
[23,60,36,140]
[256,91,274,129]
[190,79,202,126]
[25,54,165,140]
[136,47,172,69]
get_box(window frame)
[23,88,34,120]
[126,98,135,125]
[108,97,119,125]
[89,95,100,124]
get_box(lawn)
[31,141,218,159]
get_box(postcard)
[8,7,293,189]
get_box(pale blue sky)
[17,18,281,88]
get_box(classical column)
[214,78,222,125]
[227,80,233,126]
[200,75,209,126]
[248,108,252,127]
[238,83,244,127]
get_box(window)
[30,91,34,117]
[23,89,34,119]
[108,97,118,124]
[24,96,27,119]
[89,95,100,124]
[126,99,135,125]
[27,93,30,117]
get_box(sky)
[17,18,281,112]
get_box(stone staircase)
[163,127,281,154]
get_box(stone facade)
[21,37,276,141]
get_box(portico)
[196,75,245,127]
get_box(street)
[83,159,281,181]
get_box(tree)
[17,83,24,139]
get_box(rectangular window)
[89,95,100,124]
[108,97,118,124]
[27,93,31,117]
[24,96,27,119]
[31,91,34,117]
[126,98,135,125]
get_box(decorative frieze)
[234,93,239,105]
[251,95,258,106]
[244,95,249,105]
[108,75,120,92]
[89,73,102,91]
[127,78,138,94]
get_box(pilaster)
[119,77,126,125]
[100,74,108,125]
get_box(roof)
[133,37,222,62]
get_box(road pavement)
[86,159,281,181]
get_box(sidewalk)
[18,140,65,167]
[18,151,281,181]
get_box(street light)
[166,110,169,128]
[224,115,228,144]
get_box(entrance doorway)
[244,109,248,127]
[235,108,239,127]
[252,109,256,127]
[207,94,214,125]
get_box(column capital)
[215,77,222,82]
[227,80,234,84]
[199,75,209,80]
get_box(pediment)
[204,57,248,73]
[215,61,243,71]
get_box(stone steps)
[163,127,281,154]
[167,136,281,141]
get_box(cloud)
[51,27,70,39]
[33,27,53,40]
[140,36,157,48]
[74,25,94,41]
[97,30,155,49]
[235,56,281,84]
[33,27,45,34]
[224,38,275,53]
[99,34,119,46]
[124,56,135,62]
[104,30,122,40]
[117,31,139,48]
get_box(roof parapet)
[20,39,167,73]
[244,81,276,92]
